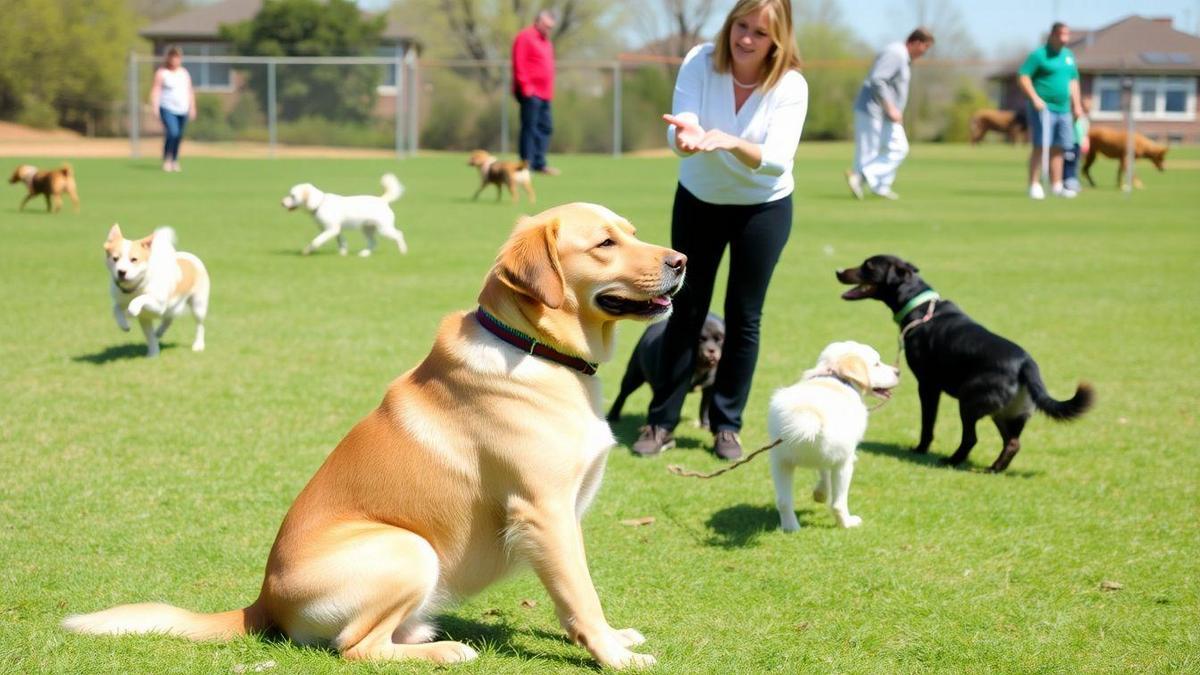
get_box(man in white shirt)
[846,28,934,200]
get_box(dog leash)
[667,439,783,479]
[893,295,939,368]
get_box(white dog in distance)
[768,341,900,530]
[104,225,210,357]
[281,173,408,257]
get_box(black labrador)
[607,313,725,429]
[836,255,1093,472]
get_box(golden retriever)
[64,203,687,670]
[1083,126,1168,189]
[9,163,79,213]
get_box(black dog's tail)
[1020,359,1094,420]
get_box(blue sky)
[353,1,1198,57]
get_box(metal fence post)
[1122,73,1135,194]
[501,61,511,155]
[406,50,419,155]
[128,51,139,159]
[612,61,622,157]
[395,48,405,159]
[267,60,277,158]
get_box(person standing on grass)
[845,28,935,201]
[149,46,196,173]
[637,0,807,461]
[512,10,560,176]
[1018,21,1083,199]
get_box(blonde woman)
[635,0,808,460]
[149,46,196,172]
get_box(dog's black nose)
[117,270,126,279]
[664,251,687,271]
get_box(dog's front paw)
[127,297,147,317]
[610,627,646,648]
[939,456,965,468]
[911,444,930,454]
[301,246,314,256]
[598,648,656,670]
[837,514,863,528]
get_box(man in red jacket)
[512,10,560,175]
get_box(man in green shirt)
[1018,21,1083,199]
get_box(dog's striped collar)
[893,290,940,324]
[474,307,598,376]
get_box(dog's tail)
[1020,359,1094,421]
[380,173,404,203]
[62,600,268,642]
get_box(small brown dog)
[968,109,1028,144]
[9,163,80,213]
[1083,127,1168,189]
[468,150,535,204]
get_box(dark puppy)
[607,313,724,429]
[836,255,1092,472]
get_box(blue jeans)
[160,108,188,161]
[516,94,552,170]
[1027,104,1073,148]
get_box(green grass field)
[1,143,1198,673]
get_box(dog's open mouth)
[596,293,673,317]
[841,283,876,300]
[871,386,894,399]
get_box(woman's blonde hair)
[160,45,183,69]
[712,0,802,92]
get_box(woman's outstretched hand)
[663,114,705,153]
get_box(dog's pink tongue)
[651,295,672,306]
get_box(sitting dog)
[768,341,899,530]
[468,150,535,204]
[65,203,686,669]
[837,255,1093,472]
[607,312,724,430]
[281,173,408,256]
[104,224,209,357]
[1083,127,1168,189]
[9,163,79,213]
[968,109,1027,144]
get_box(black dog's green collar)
[894,290,940,324]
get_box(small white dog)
[281,173,408,257]
[104,224,210,357]
[767,341,900,530]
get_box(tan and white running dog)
[103,224,209,357]
[468,149,536,204]
[65,203,687,670]
[9,162,80,213]
[281,173,408,257]
[768,341,900,531]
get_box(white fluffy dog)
[281,173,408,257]
[104,225,210,357]
[767,342,900,531]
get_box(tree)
[623,0,719,58]
[220,0,385,123]
[793,0,870,140]
[0,0,141,133]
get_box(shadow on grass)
[704,503,813,549]
[437,614,595,669]
[72,342,173,364]
[859,440,1042,478]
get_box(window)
[377,46,405,92]
[1091,74,1196,121]
[173,43,232,90]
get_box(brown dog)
[468,149,536,204]
[64,203,687,670]
[968,109,1027,144]
[9,163,79,213]
[1083,127,1168,189]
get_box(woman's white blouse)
[668,43,808,205]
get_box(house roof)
[991,15,1200,78]
[140,0,415,45]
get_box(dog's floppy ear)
[496,216,565,309]
[833,354,871,391]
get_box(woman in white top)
[632,0,807,460]
[149,46,196,172]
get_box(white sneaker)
[1029,183,1045,200]
[845,170,864,200]
[876,190,900,201]
[1052,187,1077,199]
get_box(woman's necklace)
[732,74,760,89]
